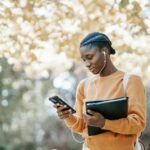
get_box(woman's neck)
[100,59,117,77]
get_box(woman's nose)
[85,60,91,67]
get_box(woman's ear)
[102,47,109,55]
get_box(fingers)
[84,110,105,128]
[53,103,72,119]
[53,103,65,112]
[87,110,102,117]
[87,110,94,116]
[87,110,99,117]
[59,109,72,119]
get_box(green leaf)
[120,0,129,8]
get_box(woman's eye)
[87,56,93,60]
[81,55,93,62]
[82,59,86,62]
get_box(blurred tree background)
[0,0,150,150]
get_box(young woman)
[54,32,146,150]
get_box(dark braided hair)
[80,32,115,55]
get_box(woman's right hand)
[54,103,73,119]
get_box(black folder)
[86,97,128,136]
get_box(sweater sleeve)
[102,75,147,135]
[64,79,87,134]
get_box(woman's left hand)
[84,110,105,128]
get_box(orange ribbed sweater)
[65,71,146,150]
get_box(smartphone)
[49,96,76,114]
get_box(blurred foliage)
[0,0,149,80]
[0,0,150,150]
[0,57,81,150]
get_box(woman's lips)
[89,67,99,74]
[89,68,96,72]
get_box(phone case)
[49,96,76,114]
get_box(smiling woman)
[79,32,117,76]
[80,47,106,74]
[53,32,147,150]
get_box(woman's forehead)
[80,46,98,54]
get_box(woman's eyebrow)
[81,52,94,59]
[85,53,94,57]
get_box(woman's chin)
[90,69,99,74]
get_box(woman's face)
[80,46,105,74]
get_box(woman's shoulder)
[127,73,144,88]
[77,75,97,89]
[128,73,142,82]
[120,70,142,81]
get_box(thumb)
[87,109,95,115]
